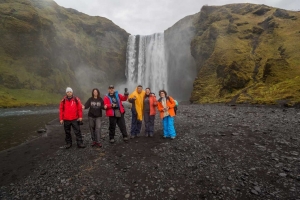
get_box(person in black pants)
[103,85,129,143]
[59,87,86,149]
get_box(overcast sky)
[53,0,299,35]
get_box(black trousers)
[64,120,83,145]
[109,114,128,139]
[144,112,155,135]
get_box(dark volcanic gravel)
[0,104,299,200]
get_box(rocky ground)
[0,104,299,200]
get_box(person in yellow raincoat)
[128,85,145,138]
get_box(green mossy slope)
[190,4,300,105]
[0,0,129,107]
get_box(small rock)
[251,189,258,195]
[254,186,261,193]
[169,187,175,192]
[125,194,130,199]
[231,133,239,136]
[290,151,298,156]
[279,173,287,177]
[283,167,291,172]
[37,129,46,133]
[160,188,164,192]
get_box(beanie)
[66,87,73,93]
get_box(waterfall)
[125,33,167,95]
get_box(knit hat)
[66,87,73,93]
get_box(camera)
[124,88,129,95]
[112,103,119,108]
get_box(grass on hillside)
[191,4,300,105]
[0,86,61,108]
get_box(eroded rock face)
[0,0,129,105]
[164,15,197,101]
[190,4,300,105]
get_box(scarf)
[162,97,169,117]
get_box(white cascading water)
[125,33,167,95]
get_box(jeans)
[88,117,102,143]
[131,109,142,136]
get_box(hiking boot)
[110,139,115,143]
[130,135,135,139]
[149,134,153,138]
[65,143,72,149]
[171,137,175,140]
[163,136,166,139]
[96,143,102,148]
[77,144,86,148]
[91,141,96,147]
[123,137,129,142]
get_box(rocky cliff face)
[190,4,300,105]
[164,14,198,101]
[0,0,129,107]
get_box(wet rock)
[37,129,46,133]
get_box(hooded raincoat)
[128,87,145,136]
[128,88,146,120]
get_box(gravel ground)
[0,104,299,200]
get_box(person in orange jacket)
[143,88,158,137]
[157,89,176,139]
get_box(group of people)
[59,85,177,149]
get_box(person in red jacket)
[59,87,86,149]
[103,85,129,143]
[143,88,158,137]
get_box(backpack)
[61,96,80,111]
[62,96,79,105]
[174,100,178,115]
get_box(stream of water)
[0,106,59,151]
